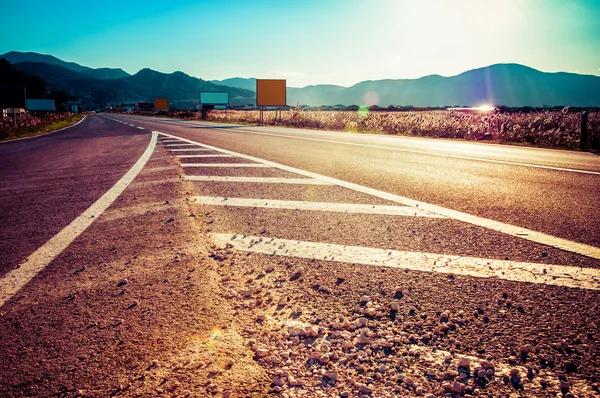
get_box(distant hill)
[8,60,255,108]
[0,51,130,80]
[4,51,600,108]
[211,77,257,91]
[214,65,600,108]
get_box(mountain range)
[2,51,600,108]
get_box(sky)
[2,0,600,87]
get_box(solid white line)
[0,115,88,145]
[0,131,158,308]
[181,163,269,168]
[214,234,600,290]
[156,131,600,260]
[170,148,212,152]
[192,196,445,218]
[193,125,600,176]
[184,176,332,184]
[176,155,235,158]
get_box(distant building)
[64,101,83,113]
[1,108,26,118]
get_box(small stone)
[117,278,128,287]
[458,357,471,369]
[360,295,371,303]
[451,381,464,394]
[358,384,372,394]
[390,301,399,311]
[256,348,268,357]
[323,370,338,381]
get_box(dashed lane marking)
[214,234,600,290]
[137,126,145,130]
[0,132,158,308]
[155,131,600,260]
[181,163,270,168]
[192,196,445,218]
[165,143,198,147]
[184,176,333,185]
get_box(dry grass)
[205,109,599,150]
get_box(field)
[0,113,84,141]
[205,109,599,150]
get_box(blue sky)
[2,0,600,87]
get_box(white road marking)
[214,234,600,290]
[184,176,333,185]
[137,126,145,130]
[165,143,198,147]
[181,163,269,168]
[0,132,158,308]
[176,154,235,158]
[192,196,445,218]
[189,124,600,176]
[156,131,600,260]
[169,148,212,152]
[128,124,135,127]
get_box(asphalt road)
[123,115,600,248]
[0,116,149,277]
[1,114,600,397]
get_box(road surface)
[0,114,599,397]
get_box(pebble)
[256,348,269,357]
[451,381,464,394]
[358,384,373,394]
[458,357,471,369]
[323,370,338,381]
[390,301,399,311]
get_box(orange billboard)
[256,79,286,106]
[154,98,168,111]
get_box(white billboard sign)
[200,91,229,105]
[26,99,55,111]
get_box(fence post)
[580,111,588,151]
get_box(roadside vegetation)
[0,113,84,141]
[204,109,599,150]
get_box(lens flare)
[363,91,380,106]
[357,105,369,118]
[210,327,222,341]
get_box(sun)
[475,104,495,112]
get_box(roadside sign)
[0,86,26,109]
[200,91,229,105]
[256,79,286,106]
[26,99,55,111]
[154,98,168,111]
